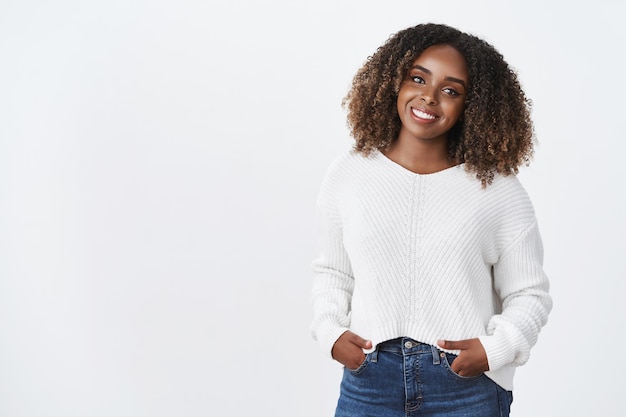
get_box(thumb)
[437,339,466,350]
[351,333,372,349]
[362,339,373,349]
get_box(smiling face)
[396,44,468,145]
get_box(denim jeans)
[335,337,513,417]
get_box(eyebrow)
[411,65,467,88]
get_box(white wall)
[1,1,624,415]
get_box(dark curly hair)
[343,23,535,186]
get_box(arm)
[310,203,355,358]
[478,218,552,372]
[439,219,552,376]
[310,202,373,368]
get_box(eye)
[411,75,425,84]
[442,87,461,97]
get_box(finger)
[437,339,468,350]
[345,343,367,369]
[348,353,367,370]
[437,339,452,349]
[450,359,462,374]
[446,353,470,375]
[349,332,372,349]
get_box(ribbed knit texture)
[310,150,552,391]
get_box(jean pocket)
[440,352,484,381]
[347,352,371,376]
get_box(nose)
[420,87,437,105]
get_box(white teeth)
[412,108,436,120]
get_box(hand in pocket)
[437,338,489,377]
[332,330,372,370]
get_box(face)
[396,44,468,144]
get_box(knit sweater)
[310,150,552,390]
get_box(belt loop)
[431,345,440,365]
[370,346,379,363]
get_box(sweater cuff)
[478,334,517,372]
[317,326,350,359]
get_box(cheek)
[456,106,465,121]
[449,103,465,123]
[396,84,412,108]
[396,94,405,116]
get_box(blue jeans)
[335,337,513,417]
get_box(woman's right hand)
[331,330,373,370]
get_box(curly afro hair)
[343,23,535,186]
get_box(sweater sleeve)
[479,218,552,372]
[309,181,354,358]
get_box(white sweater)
[311,150,552,390]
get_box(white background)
[1,0,624,416]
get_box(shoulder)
[325,149,368,173]
[487,174,534,212]
[319,149,370,187]
[439,170,535,223]
[481,174,539,249]
[441,167,531,202]
[316,149,384,210]
[316,150,355,205]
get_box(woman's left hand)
[437,338,489,377]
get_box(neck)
[383,134,452,175]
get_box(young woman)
[310,23,552,416]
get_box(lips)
[411,107,438,121]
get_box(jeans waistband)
[377,337,434,354]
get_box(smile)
[411,108,438,121]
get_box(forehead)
[411,44,468,79]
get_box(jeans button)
[404,341,413,349]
